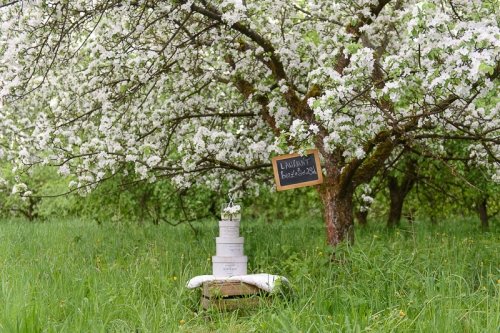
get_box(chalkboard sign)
[272,149,323,191]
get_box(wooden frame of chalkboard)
[271,149,323,191]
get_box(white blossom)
[0,0,497,196]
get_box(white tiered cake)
[212,205,247,277]
[186,201,290,301]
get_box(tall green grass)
[0,218,498,332]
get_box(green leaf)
[479,63,495,75]
[346,43,362,54]
[422,2,437,11]
[311,99,321,109]
[304,30,320,46]
[119,84,128,94]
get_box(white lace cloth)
[186,273,289,293]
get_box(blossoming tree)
[0,0,498,245]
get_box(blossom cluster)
[0,0,497,197]
[223,204,241,215]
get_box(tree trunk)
[387,174,404,228]
[22,196,39,221]
[355,209,368,227]
[138,189,151,224]
[386,159,417,228]
[476,197,489,230]
[318,186,354,246]
[387,188,404,228]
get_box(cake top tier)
[219,219,241,223]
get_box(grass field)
[0,217,498,332]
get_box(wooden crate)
[201,281,265,310]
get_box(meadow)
[0,218,498,332]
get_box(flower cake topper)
[221,194,241,221]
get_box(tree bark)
[138,189,151,224]
[387,159,417,228]
[387,183,404,228]
[21,196,39,222]
[318,185,354,246]
[476,196,489,230]
[355,209,369,227]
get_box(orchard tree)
[0,0,498,246]
[408,156,500,228]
